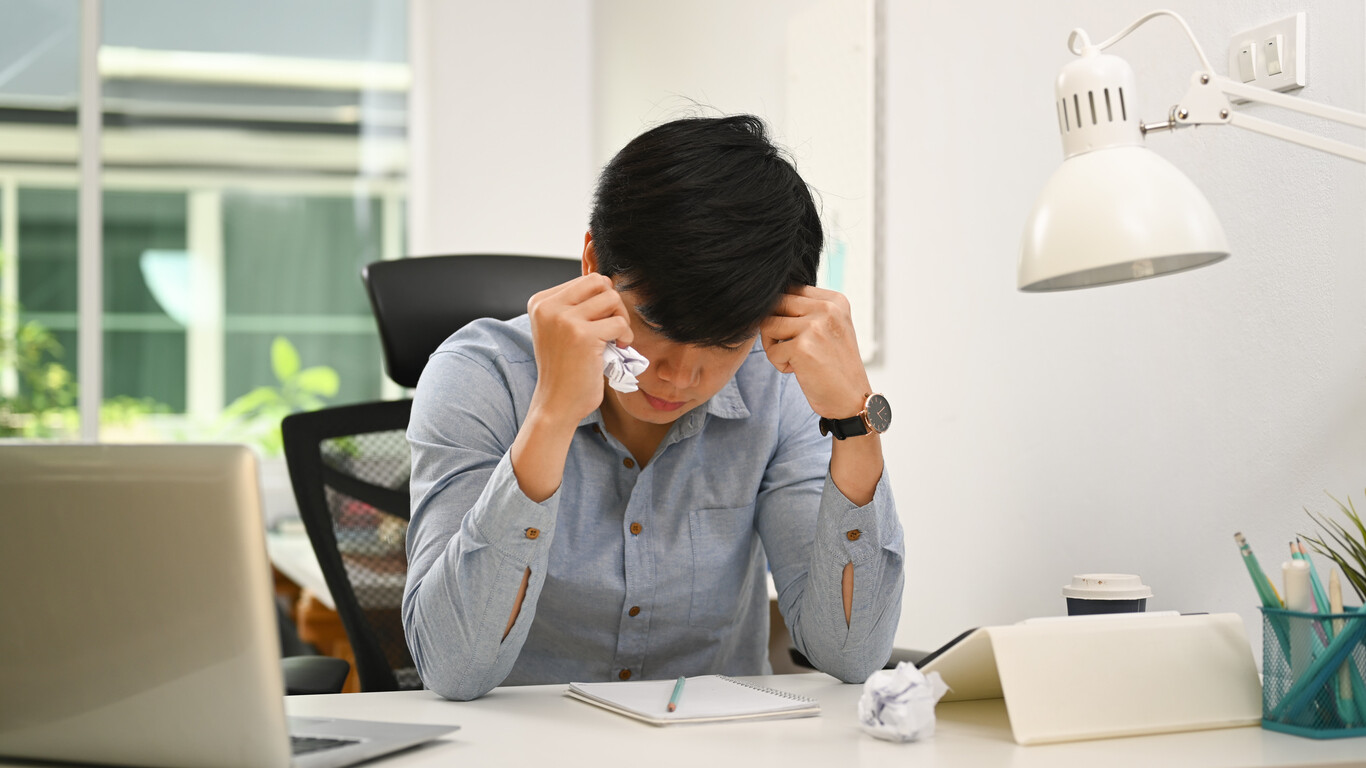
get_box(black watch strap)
[819,414,868,440]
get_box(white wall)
[592,0,818,165]
[407,0,593,258]
[410,0,1366,660]
[877,0,1366,656]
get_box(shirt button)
[628,606,640,617]
[525,527,540,540]
[846,529,862,542]
[623,457,635,468]
[629,522,643,535]
[619,669,632,680]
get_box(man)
[403,115,903,701]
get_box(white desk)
[265,529,335,609]
[284,672,1365,767]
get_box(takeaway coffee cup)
[1062,573,1152,615]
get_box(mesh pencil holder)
[1260,607,1366,738]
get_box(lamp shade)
[1018,45,1230,291]
[1018,145,1229,291]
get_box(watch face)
[864,394,892,433]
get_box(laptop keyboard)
[290,735,360,756]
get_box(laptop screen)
[0,444,293,768]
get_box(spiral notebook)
[566,675,820,726]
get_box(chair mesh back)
[281,399,418,692]
[318,430,420,689]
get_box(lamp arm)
[1170,73,1366,164]
[1228,113,1366,164]
[1218,77,1366,129]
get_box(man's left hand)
[759,285,871,420]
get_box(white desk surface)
[283,672,1366,768]
[265,529,336,610]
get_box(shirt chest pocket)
[688,503,758,629]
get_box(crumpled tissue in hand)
[602,343,650,393]
[857,661,950,743]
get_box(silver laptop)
[0,444,455,768]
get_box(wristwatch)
[819,393,892,440]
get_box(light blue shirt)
[403,316,904,701]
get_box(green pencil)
[667,676,686,713]
[1294,538,1331,617]
[1235,532,1282,608]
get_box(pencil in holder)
[1260,606,1366,738]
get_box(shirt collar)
[704,376,750,420]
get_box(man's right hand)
[511,273,631,502]
[526,273,632,426]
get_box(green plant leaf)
[1304,499,1366,602]
[222,386,280,419]
[295,366,340,398]
[295,394,326,412]
[260,427,284,457]
[1303,532,1366,601]
[271,336,300,383]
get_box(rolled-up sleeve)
[402,348,557,701]
[755,376,905,683]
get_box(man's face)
[605,288,755,426]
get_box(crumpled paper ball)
[602,343,650,393]
[857,661,950,742]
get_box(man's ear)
[581,231,598,276]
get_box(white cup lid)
[1061,573,1153,600]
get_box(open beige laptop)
[0,444,455,768]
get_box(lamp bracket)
[1174,72,1233,126]
[1171,72,1366,164]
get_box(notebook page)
[568,675,816,721]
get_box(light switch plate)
[1226,12,1306,102]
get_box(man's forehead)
[614,283,762,348]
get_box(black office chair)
[363,254,582,388]
[281,254,580,692]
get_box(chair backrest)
[363,254,583,388]
[281,399,417,692]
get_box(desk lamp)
[1018,10,1366,292]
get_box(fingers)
[559,272,616,302]
[528,272,613,312]
[527,273,633,347]
[771,286,850,317]
[567,284,625,319]
[759,314,804,344]
[762,335,795,374]
[569,287,632,345]
[762,287,852,346]
[587,316,633,347]
[761,286,858,376]
[768,292,808,318]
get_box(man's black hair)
[589,114,822,347]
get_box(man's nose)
[653,346,702,389]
